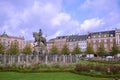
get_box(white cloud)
[80,0,118,12]
[47,30,63,40]
[51,12,71,26]
[80,18,104,32]
[0,0,80,40]
[1,0,119,41]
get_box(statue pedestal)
[34,47,43,55]
[34,46,47,55]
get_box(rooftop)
[0,32,24,40]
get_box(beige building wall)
[47,29,120,54]
[0,32,24,51]
[87,30,116,53]
[47,42,54,53]
[67,41,77,52]
[115,29,120,47]
[54,37,67,53]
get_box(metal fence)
[0,54,80,66]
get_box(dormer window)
[98,35,101,38]
[104,39,107,43]
[99,39,101,43]
[110,34,113,37]
[104,35,106,37]
[93,40,96,43]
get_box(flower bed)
[75,63,120,75]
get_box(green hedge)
[72,70,120,78]
[88,59,120,64]
[75,63,120,74]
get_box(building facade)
[46,39,55,53]
[54,36,67,53]
[47,29,120,54]
[87,29,120,53]
[67,35,87,52]
[115,29,120,47]
[47,35,87,53]
[77,35,87,52]
[0,32,24,51]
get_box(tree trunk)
[26,54,29,66]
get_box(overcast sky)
[0,0,120,40]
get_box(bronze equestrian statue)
[33,29,47,54]
[33,29,46,47]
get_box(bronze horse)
[33,32,46,46]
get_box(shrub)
[75,63,120,74]
[109,65,120,74]
[75,64,90,72]
[94,65,106,72]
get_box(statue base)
[34,46,46,55]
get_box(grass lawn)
[0,72,112,80]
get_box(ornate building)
[87,29,120,53]
[67,35,87,52]
[47,36,68,54]
[47,35,87,53]
[0,32,24,51]
[47,39,55,53]
[47,29,120,54]
[54,36,67,53]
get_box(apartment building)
[47,39,55,53]
[54,36,67,52]
[77,35,87,52]
[47,29,120,54]
[47,35,87,53]
[115,29,120,46]
[0,32,24,50]
[67,35,87,52]
[87,29,120,53]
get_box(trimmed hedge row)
[88,59,120,64]
[75,64,120,74]
[72,70,120,78]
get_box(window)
[98,35,101,38]
[3,39,7,46]
[110,39,113,42]
[104,44,107,48]
[104,35,106,37]
[104,39,107,43]
[88,40,90,43]
[93,40,96,43]
[73,39,76,41]
[99,39,101,43]
[110,34,113,37]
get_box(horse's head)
[33,32,36,37]
[33,32,38,42]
